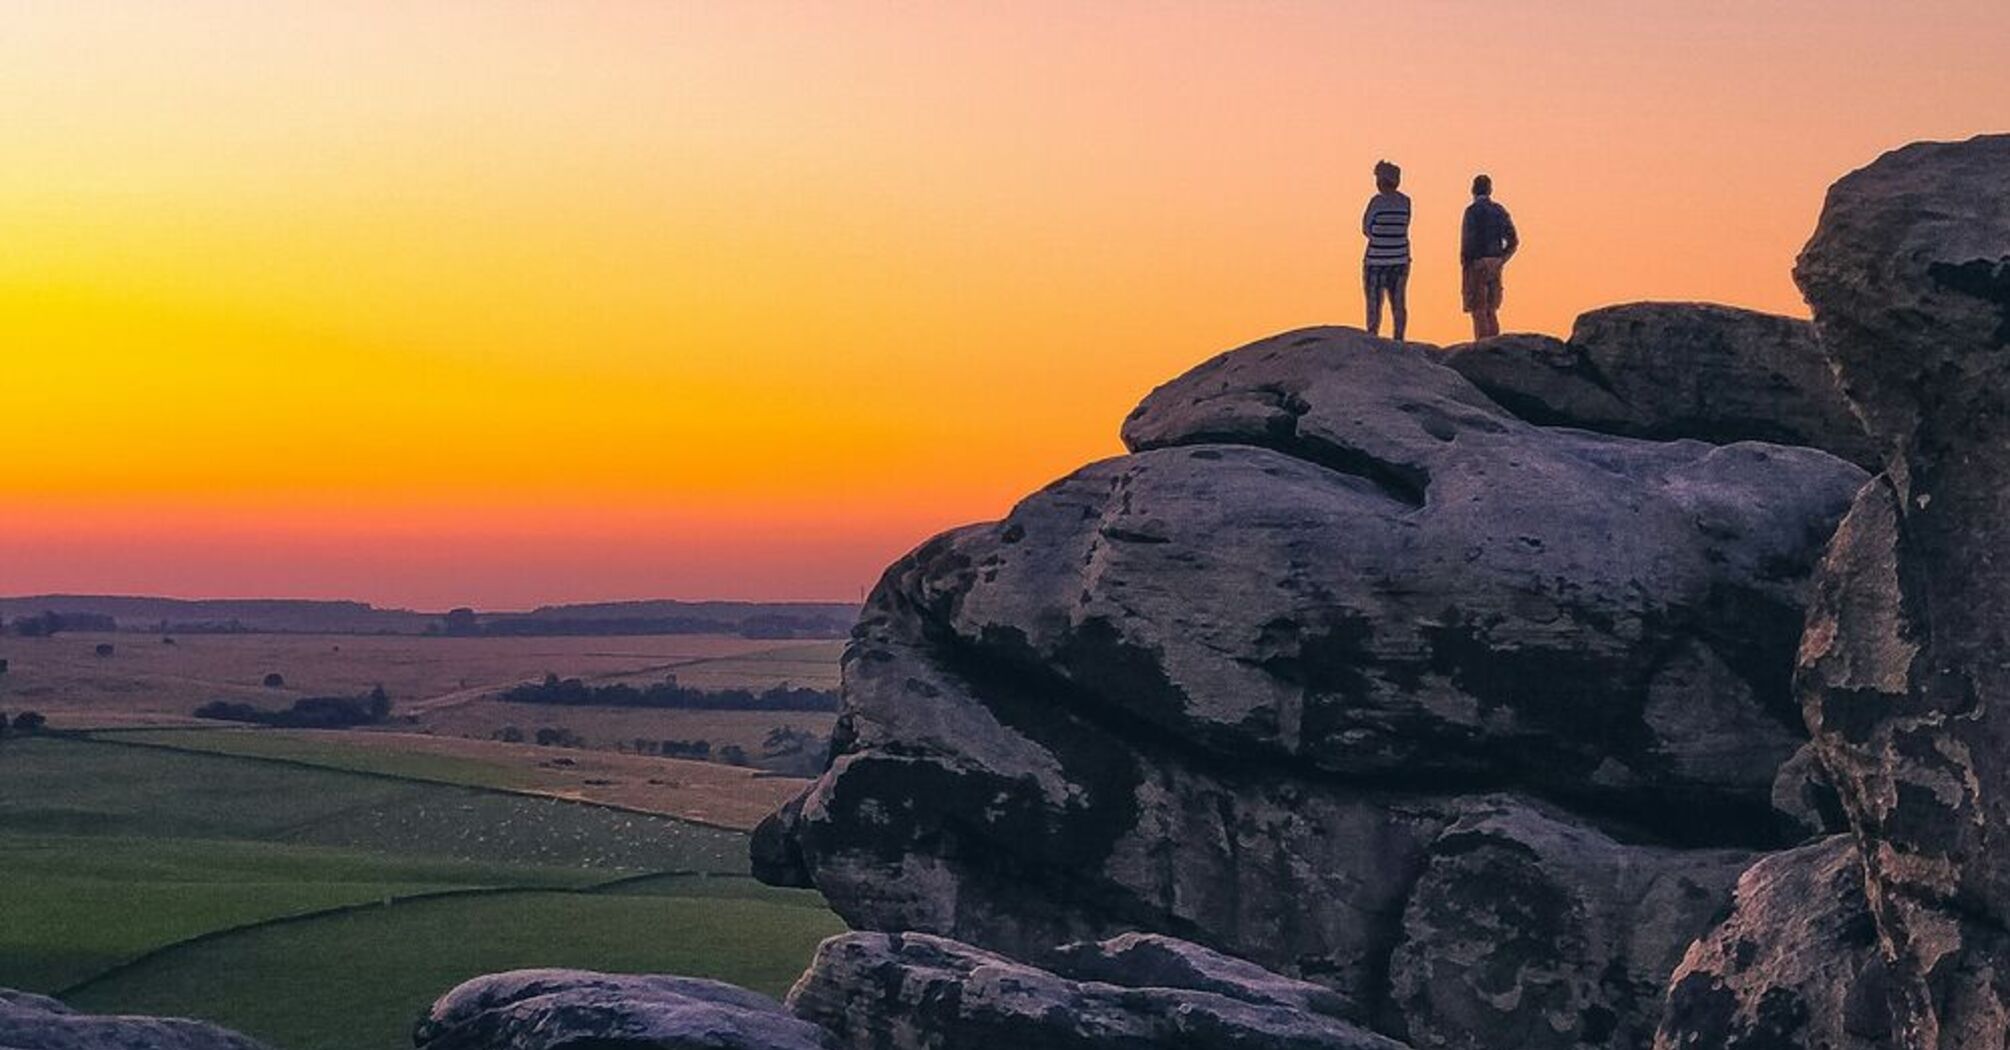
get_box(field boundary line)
[52,870,771,1001]
[67,733,756,834]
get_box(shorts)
[1364,262,1410,299]
[1462,257,1505,313]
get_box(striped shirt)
[1362,191,1411,266]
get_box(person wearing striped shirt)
[1361,160,1412,341]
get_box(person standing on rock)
[1461,173,1518,339]
[1361,160,1412,341]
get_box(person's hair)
[1472,174,1493,196]
[1374,160,1401,191]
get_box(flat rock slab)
[787,931,1411,1050]
[415,970,830,1050]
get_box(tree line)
[3,611,118,636]
[499,673,840,712]
[194,685,393,729]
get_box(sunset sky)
[4,2,2007,609]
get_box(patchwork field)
[106,729,806,828]
[0,631,840,728]
[0,735,842,1050]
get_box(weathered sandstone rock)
[1795,133,2010,1050]
[759,327,1864,1044]
[1445,302,1875,466]
[1123,329,1860,819]
[1388,798,1751,1050]
[414,970,830,1050]
[786,931,1409,1050]
[0,990,269,1050]
[1654,836,1892,1050]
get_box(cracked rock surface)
[756,326,1863,1047]
[1795,133,2010,1050]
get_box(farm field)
[106,728,807,828]
[65,880,839,1050]
[0,735,841,1050]
[0,631,836,730]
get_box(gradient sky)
[4,2,2006,609]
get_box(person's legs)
[1462,260,1482,338]
[1364,266,1383,336]
[1495,272,1507,335]
[1470,259,1503,338]
[1389,265,1409,342]
[1483,263,1505,337]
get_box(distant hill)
[0,595,858,639]
[0,596,431,634]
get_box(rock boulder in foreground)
[1654,836,1889,1050]
[0,990,269,1050]
[787,931,1408,1050]
[1794,132,2010,1050]
[413,969,830,1050]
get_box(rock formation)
[423,135,2010,1050]
[754,326,1863,1046]
[1794,133,2010,1049]
[0,989,270,1050]
[1654,836,1889,1050]
[789,931,1407,1050]
[413,970,830,1050]
[1445,302,1877,467]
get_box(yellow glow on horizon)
[4,2,2007,606]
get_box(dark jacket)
[1461,197,1519,265]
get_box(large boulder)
[1445,302,1877,466]
[414,970,830,1050]
[1654,836,1892,1050]
[1388,799,1751,1050]
[760,327,1864,1044]
[1794,134,2010,1050]
[1123,329,1855,820]
[0,990,269,1050]
[786,931,1409,1050]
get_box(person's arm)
[1362,199,1377,238]
[1460,206,1478,265]
[1501,207,1520,261]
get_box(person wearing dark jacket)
[1460,174,1518,339]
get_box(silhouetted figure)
[1361,160,1411,341]
[1461,174,1518,339]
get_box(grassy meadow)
[102,728,804,829]
[0,629,848,1050]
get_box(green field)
[0,735,842,1050]
[66,883,838,1050]
[104,728,540,791]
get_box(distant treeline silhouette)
[5,611,118,637]
[436,609,847,640]
[499,673,839,712]
[194,686,392,729]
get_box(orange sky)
[4,2,2006,609]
